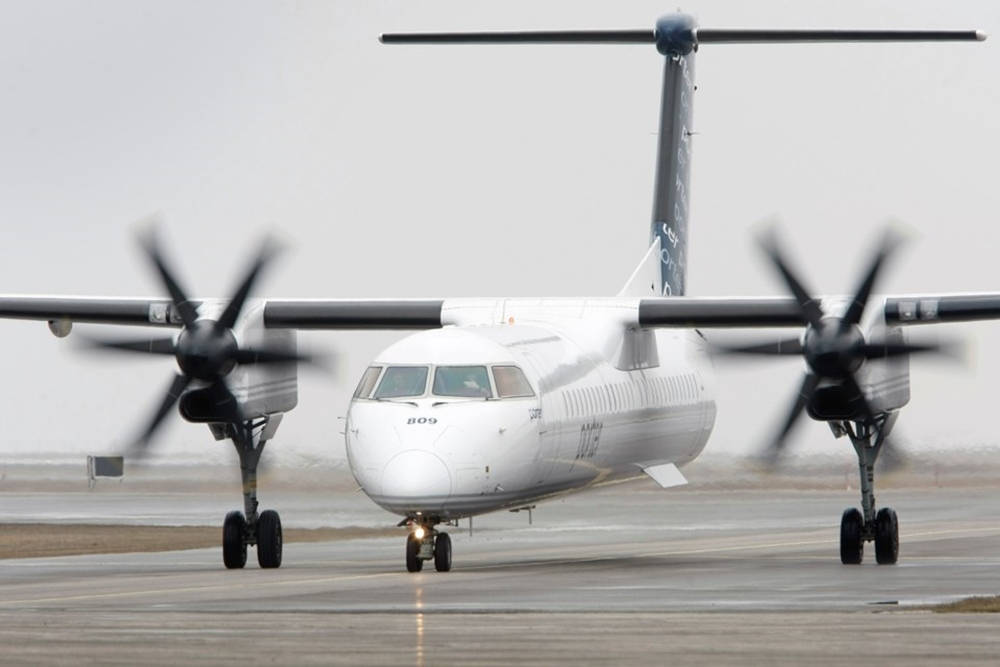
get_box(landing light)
[414,526,426,540]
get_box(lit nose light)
[413,526,426,540]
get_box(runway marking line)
[2,524,999,606]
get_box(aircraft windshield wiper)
[374,397,419,406]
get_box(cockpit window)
[432,366,493,398]
[492,366,535,398]
[374,366,428,399]
[353,366,382,399]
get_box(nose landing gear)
[405,522,452,573]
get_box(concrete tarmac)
[2,481,1000,664]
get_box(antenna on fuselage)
[381,15,985,297]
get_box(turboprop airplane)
[0,14,995,572]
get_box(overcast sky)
[1,0,998,466]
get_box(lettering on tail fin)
[650,48,694,296]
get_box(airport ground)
[1,454,1000,665]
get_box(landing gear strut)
[404,521,452,573]
[222,418,282,569]
[835,412,899,565]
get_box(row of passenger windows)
[560,374,699,419]
[354,365,535,401]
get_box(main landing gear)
[834,413,899,565]
[404,521,452,573]
[221,418,283,569]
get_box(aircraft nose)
[381,449,452,500]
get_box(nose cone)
[381,450,452,502]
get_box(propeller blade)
[757,231,824,327]
[859,340,943,360]
[764,372,820,461]
[877,436,907,474]
[217,238,281,331]
[211,381,244,424]
[713,337,803,357]
[82,336,176,356]
[841,373,878,424]
[841,373,907,473]
[137,227,199,327]
[128,373,191,456]
[233,346,316,366]
[840,230,902,330]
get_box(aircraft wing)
[0,296,188,327]
[0,296,446,330]
[637,294,1000,328]
[2,293,1000,331]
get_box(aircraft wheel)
[434,532,452,572]
[874,507,899,565]
[223,510,248,569]
[406,532,424,572]
[840,508,864,565]
[256,509,283,569]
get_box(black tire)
[406,532,423,573]
[223,510,247,569]
[840,507,864,565]
[256,509,283,569]
[434,532,452,572]
[874,507,899,565]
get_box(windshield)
[353,366,382,399]
[492,366,534,398]
[432,366,493,398]
[373,366,428,399]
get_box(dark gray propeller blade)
[137,228,198,328]
[82,336,176,355]
[713,337,803,357]
[217,238,281,331]
[840,230,902,331]
[128,373,191,456]
[232,346,314,366]
[764,372,820,462]
[757,232,824,327]
[859,340,944,359]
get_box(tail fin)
[381,17,984,298]
[650,15,697,296]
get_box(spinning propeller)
[719,229,946,462]
[86,228,311,455]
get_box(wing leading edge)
[1,294,1000,331]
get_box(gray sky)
[1,0,998,464]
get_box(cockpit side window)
[432,366,493,398]
[353,366,383,399]
[492,366,535,398]
[374,366,429,399]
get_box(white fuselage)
[344,299,717,521]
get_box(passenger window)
[492,366,535,398]
[373,366,428,399]
[353,366,382,399]
[433,366,493,398]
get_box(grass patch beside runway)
[924,596,1000,613]
[0,523,399,559]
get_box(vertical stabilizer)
[650,15,697,297]
[380,16,983,299]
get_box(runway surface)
[2,478,1000,664]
